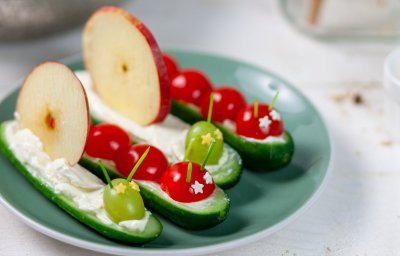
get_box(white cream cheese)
[119,210,150,231]
[241,134,286,143]
[222,119,236,131]
[5,121,150,232]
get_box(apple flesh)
[83,6,170,126]
[16,62,90,165]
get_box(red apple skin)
[16,61,90,164]
[84,6,170,124]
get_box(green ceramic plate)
[0,50,331,255]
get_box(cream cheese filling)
[5,121,150,232]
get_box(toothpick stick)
[207,92,214,123]
[99,160,113,188]
[269,91,280,111]
[308,0,323,25]
[186,162,193,183]
[126,146,150,181]
[184,140,194,161]
[201,139,216,171]
[254,97,259,118]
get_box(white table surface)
[1,1,399,255]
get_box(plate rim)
[0,49,333,256]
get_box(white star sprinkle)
[259,116,271,129]
[191,180,204,194]
[270,110,281,121]
[203,172,213,184]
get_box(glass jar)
[280,0,400,41]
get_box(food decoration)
[236,92,284,139]
[81,6,242,187]
[185,93,224,164]
[161,141,217,203]
[99,146,150,222]
[166,54,295,171]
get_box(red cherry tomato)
[236,104,283,139]
[201,86,247,123]
[115,144,168,184]
[171,69,213,106]
[162,53,180,80]
[85,123,131,161]
[160,162,215,203]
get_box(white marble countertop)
[0,1,399,255]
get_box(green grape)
[185,121,224,165]
[103,178,145,223]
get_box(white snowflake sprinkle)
[203,172,213,184]
[259,116,271,129]
[191,180,204,194]
[270,110,281,121]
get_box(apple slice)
[16,62,90,165]
[83,6,170,126]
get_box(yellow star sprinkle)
[214,129,223,140]
[201,133,213,146]
[129,181,140,192]
[114,183,127,194]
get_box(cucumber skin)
[208,144,242,188]
[171,100,295,171]
[139,184,229,230]
[79,157,230,230]
[0,122,162,244]
[90,116,242,189]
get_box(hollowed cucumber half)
[80,156,230,230]
[171,100,294,171]
[0,121,162,244]
[90,115,242,188]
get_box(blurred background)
[1,0,398,93]
[1,0,400,255]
